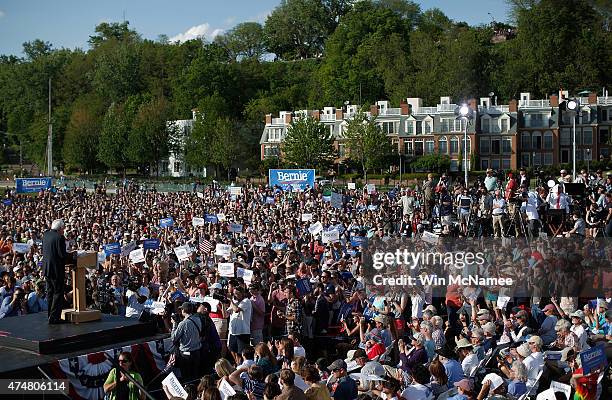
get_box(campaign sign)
[103,242,121,255]
[215,244,232,257]
[228,223,243,233]
[205,214,219,224]
[322,229,340,244]
[143,238,160,250]
[218,262,235,277]
[192,217,205,227]
[174,245,192,261]
[350,236,368,248]
[2,199,13,206]
[308,222,323,235]
[121,241,137,257]
[15,177,52,194]
[348,182,356,190]
[12,242,31,254]
[266,196,275,204]
[331,192,343,209]
[159,217,174,228]
[269,169,315,191]
[580,344,607,374]
[236,267,254,284]
[296,278,312,296]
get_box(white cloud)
[170,23,224,43]
[0,10,5,18]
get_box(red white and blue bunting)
[49,337,173,400]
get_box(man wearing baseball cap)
[327,359,358,400]
[538,304,558,346]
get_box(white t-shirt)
[461,353,480,377]
[570,324,587,350]
[523,352,544,389]
[411,293,424,319]
[125,289,144,318]
[401,383,433,400]
[294,345,306,358]
[229,298,252,336]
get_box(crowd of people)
[0,169,611,400]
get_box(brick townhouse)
[259,91,612,171]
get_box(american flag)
[199,239,213,254]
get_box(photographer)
[0,287,28,318]
[125,276,149,319]
[170,302,201,381]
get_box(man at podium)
[42,219,75,324]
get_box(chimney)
[370,105,378,116]
[336,109,344,120]
[550,94,559,107]
[588,92,597,105]
[400,100,409,115]
[265,114,272,124]
[509,99,518,113]
[468,98,477,111]
[285,113,292,124]
[312,110,320,120]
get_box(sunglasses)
[118,359,129,363]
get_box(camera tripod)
[504,202,529,243]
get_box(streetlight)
[586,148,590,174]
[566,98,579,181]
[455,103,474,186]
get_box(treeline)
[0,0,609,174]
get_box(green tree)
[92,40,143,102]
[282,116,336,170]
[214,22,267,62]
[410,154,451,173]
[127,96,177,175]
[343,111,393,181]
[88,21,140,48]
[209,117,240,179]
[22,39,53,60]
[62,95,104,172]
[264,0,336,60]
[97,102,131,173]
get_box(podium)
[61,252,101,323]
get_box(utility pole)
[47,78,53,176]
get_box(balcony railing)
[598,96,612,105]
[271,118,285,125]
[479,105,510,113]
[320,114,336,121]
[415,107,437,115]
[379,108,402,116]
[437,104,457,112]
[519,99,550,108]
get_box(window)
[268,128,282,142]
[562,112,572,125]
[491,138,501,155]
[502,159,511,170]
[560,128,571,146]
[439,137,448,154]
[481,159,489,170]
[450,160,458,171]
[416,121,422,134]
[481,118,489,133]
[424,120,432,134]
[450,137,459,154]
[491,159,500,170]
[480,137,490,154]
[381,121,397,134]
[441,118,452,133]
[161,161,169,173]
[600,128,609,144]
[544,131,553,149]
[526,113,547,128]
[583,128,593,145]
[500,118,509,133]
[544,153,553,165]
[581,110,590,124]
[521,132,531,150]
[561,149,570,163]
[426,140,434,154]
[521,154,530,167]
[532,131,542,150]
[502,138,512,154]
[414,141,424,156]
[264,145,280,157]
[584,149,592,161]
[489,118,499,133]
[406,121,414,135]
[404,141,413,155]
[533,153,541,166]
[173,162,182,173]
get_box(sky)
[0,0,511,57]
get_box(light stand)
[566,99,579,181]
[455,104,474,186]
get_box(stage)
[0,313,169,388]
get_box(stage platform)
[0,312,157,354]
